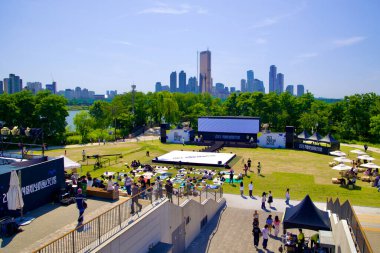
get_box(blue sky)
[1,0,379,98]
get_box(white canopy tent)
[357,155,375,161]
[332,164,352,171]
[57,155,81,171]
[329,150,347,157]
[360,163,379,169]
[350,149,367,155]
[333,157,352,163]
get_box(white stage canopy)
[154,150,235,166]
[57,155,81,171]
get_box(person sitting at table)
[297,229,305,252]
[310,233,319,249]
[373,168,379,176]
[364,168,371,176]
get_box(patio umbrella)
[360,163,379,169]
[7,170,24,211]
[357,155,375,161]
[350,149,366,155]
[329,151,347,157]
[332,164,351,171]
[333,157,352,163]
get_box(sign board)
[257,133,286,148]
[167,129,190,144]
[294,142,330,154]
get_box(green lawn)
[41,140,380,207]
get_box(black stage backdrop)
[0,158,65,218]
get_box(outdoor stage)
[153,150,236,167]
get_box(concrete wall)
[96,197,226,253]
[330,213,356,253]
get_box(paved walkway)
[341,143,380,154]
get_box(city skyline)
[0,0,379,98]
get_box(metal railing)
[34,185,223,253]
[326,198,373,253]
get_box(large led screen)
[198,117,260,134]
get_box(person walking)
[248,181,253,197]
[274,215,281,237]
[285,188,290,205]
[261,224,270,250]
[266,215,273,235]
[257,162,262,175]
[252,223,261,249]
[268,190,273,208]
[247,158,252,172]
[240,181,244,196]
[82,150,86,162]
[124,174,132,195]
[229,169,234,184]
[75,188,86,224]
[261,192,267,209]
[243,164,248,177]
[130,183,142,214]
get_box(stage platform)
[153,150,236,167]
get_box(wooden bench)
[86,186,119,200]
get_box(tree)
[369,115,380,140]
[89,101,111,130]
[73,111,93,143]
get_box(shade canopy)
[357,155,375,161]
[350,149,366,155]
[283,195,331,231]
[58,155,81,171]
[297,130,310,139]
[332,164,352,171]
[333,157,352,163]
[319,133,339,143]
[7,170,24,210]
[308,132,322,142]
[329,150,347,157]
[360,163,379,169]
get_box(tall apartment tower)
[240,79,247,92]
[247,70,254,92]
[178,70,186,93]
[155,82,162,92]
[285,85,294,95]
[276,73,284,94]
[297,84,305,96]
[269,65,277,93]
[3,74,22,94]
[0,81,3,94]
[199,50,212,93]
[170,71,177,93]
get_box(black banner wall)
[294,142,330,155]
[0,158,65,218]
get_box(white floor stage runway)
[153,150,236,167]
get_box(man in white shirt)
[249,181,253,198]
[261,225,270,249]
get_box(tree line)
[0,90,379,144]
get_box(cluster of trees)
[74,91,380,143]
[1,90,379,144]
[0,90,68,142]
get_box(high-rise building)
[230,87,236,93]
[269,65,277,93]
[199,50,212,93]
[285,85,294,95]
[106,90,117,99]
[215,83,224,92]
[254,79,265,93]
[276,73,284,94]
[155,82,162,92]
[187,77,198,93]
[26,82,43,94]
[3,74,22,94]
[170,71,177,93]
[178,70,186,93]
[297,84,305,97]
[240,79,247,92]
[0,81,3,94]
[46,81,57,94]
[74,87,82,99]
[247,70,254,92]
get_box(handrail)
[326,197,373,253]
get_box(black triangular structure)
[283,195,331,231]
[308,132,322,142]
[319,133,339,143]
[297,130,310,139]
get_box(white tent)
[330,150,347,157]
[58,155,81,171]
[332,164,352,171]
[357,155,375,161]
[7,170,24,211]
[333,157,352,163]
[350,149,366,155]
[360,163,379,169]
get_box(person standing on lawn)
[249,181,253,198]
[240,181,244,196]
[285,188,290,205]
[257,162,262,175]
[268,190,273,208]
[247,158,252,172]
